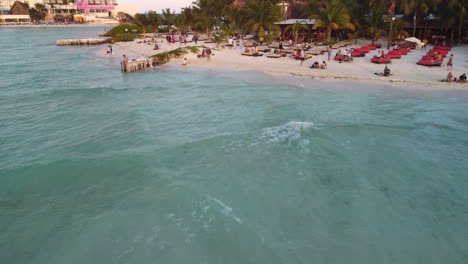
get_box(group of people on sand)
[310,61,327,69]
[334,49,353,62]
[198,48,213,61]
[227,34,243,49]
[445,72,466,83]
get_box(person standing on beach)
[327,46,332,61]
[447,54,453,71]
[233,37,237,49]
[300,49,305,66]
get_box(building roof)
[8,1,29,15]
[275,19,316,25]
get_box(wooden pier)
[56,38,110,46]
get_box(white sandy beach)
[108,36,467,87]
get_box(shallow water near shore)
[1,27,468,264]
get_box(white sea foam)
[207,195,243,224]
[260,121,314,145]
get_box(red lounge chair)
[369,44,382,48]
[385,54,401,59]
[351,51,365,57]
[354,48,370,53]
[371,57,391,64]
[365,45,377,50]
[432,49,449,55]
[389,50,408,55]
[434,46,451,51]
[422,56,442,61]
[417,60,442,67]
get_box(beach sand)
[108,37,467,87]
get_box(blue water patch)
[1,27,468,264]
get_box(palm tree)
[243,0,282,38]
[365,3,387,44]
[387,17,410,41]
[195,12,215,37]
[309,0,355,41]
[285,21,308,43]
[162,8,176,32]
[181,7,195,31]
[147,11,162,33]
[134,11,161,33]
[175,14,188,33]
[399,0,440,37]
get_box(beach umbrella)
[405,37,422,43]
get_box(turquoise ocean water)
[1,27,467,264]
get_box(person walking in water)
[105,45,113,56]
[447,54,453,71]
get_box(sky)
[119,0,194,13]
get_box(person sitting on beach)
[459,73,467,83]
[154,44,159,50]
[383,66,391,76]
[310,61,320,69]
[447,72,453,83]
[198,49,206,58]
[320,61,327,69]
[377,66,391,76]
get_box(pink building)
[75,1,116,14]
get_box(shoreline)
[161,62,468,93]
[180,60,467,87]
[94,36,467,89]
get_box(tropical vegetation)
[127,0,466,44]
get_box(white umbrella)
[405,37,422,43]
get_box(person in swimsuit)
[447,54,453,71]
[447,72,453,82]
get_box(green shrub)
[109,34,141,42]
[322,41,337,46]
[105,24,143,36]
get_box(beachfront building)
[0,0,138,23]
[274,18,326,42]
[0,1,31,24]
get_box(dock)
[56,38,110,46]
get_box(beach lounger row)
[417,46,451,67]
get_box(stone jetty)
[121,59,155,73]
[56,38,110,46]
